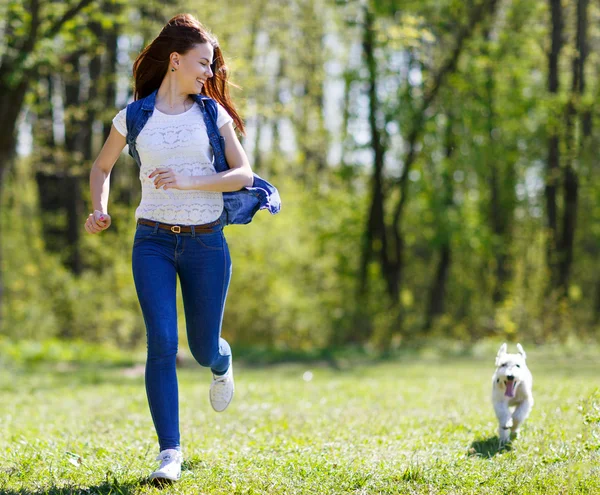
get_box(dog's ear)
[495,343,507,366]
[516,343,527,360]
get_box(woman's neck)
[156,80,193,110]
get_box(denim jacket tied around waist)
[124,89,281,225]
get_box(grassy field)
[0,344,599,494]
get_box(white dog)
[492,343,534,443]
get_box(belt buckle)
[170,225,181,234]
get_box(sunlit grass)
[0,346,598,494]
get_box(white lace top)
[112,100,233,225]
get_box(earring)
[171,68,175,72]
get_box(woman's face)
[171,42,214,94]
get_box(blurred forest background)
[1,0,598,358]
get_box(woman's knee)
[189,344,219,368]
[147,337,178,359]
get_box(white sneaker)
[210,363,234,412]
[149,448,182,483]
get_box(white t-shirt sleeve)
[112,107,127,137]
[216,102,234,129]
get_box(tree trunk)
[557,0,587,293]
[358,5,389,301]
[594,280,600,325]
[424,114,456,331]
[0,80,28,327]
[270,55,285,176]
[0,158,10,326]
[545,0,563,290]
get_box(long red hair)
[132,13,245,135]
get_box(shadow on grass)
[0,457,205,494]
[0,482,134,494]
[468,436,512,458]
[0,477,176,494]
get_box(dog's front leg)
[511,397,533,438]
[494,401,512,443]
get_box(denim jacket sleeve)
[193,94,281,225]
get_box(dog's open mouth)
[504,380,516,397]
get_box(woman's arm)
[86,124,127,233]
[150,121,254,192]
[90,124,127,211]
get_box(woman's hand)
[85,210,111,234]
[149,168,192,191]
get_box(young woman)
[85,13,254,483]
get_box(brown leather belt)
[137,218,221,234]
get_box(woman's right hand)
[85,210,111,234]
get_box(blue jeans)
[131,213,232,452]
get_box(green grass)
[0,347,599,494]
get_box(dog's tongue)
[505,381,515,397]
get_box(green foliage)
[2,0,600,353]
[2,158,373,352]
[0,337,137,367]
[1,159,146,347]
[198,173,370,350]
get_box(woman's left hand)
[149,168,192,191]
